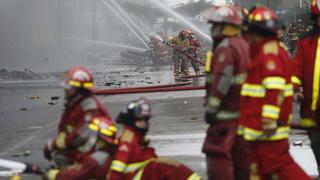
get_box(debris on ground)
[50,96,60,101]
[20,108,27,111]
[12,150,30,157]
[30,96,41,100]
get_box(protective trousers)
[173,52,189,75]
[249,140,311,180]
[202,121,250,180]
[134,157,201,180]
[190,53,200,73]
[57,151,110,180]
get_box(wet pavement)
[0,61,318,179]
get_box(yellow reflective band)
[93,119,100,125]
[231,73,247,85]
[109,125,117,132]
[312,37,320,110]
[89,123,99,131]
[83,82,93,88]
[241,83,266,97]
[262,77,285,89]
[111,160,127,172]
[205,51,213,73]
[100,128,113,136]
[187,173,202,180]
[255,14,262,21]
[242,126,290,141]
[216,111,239,120]
[47,169,60,180]
[68,80,81,87]
[237,126,244,135]
[55,132,67,149]
[300,118,317,128]
[291,76,301,85]
[208,96,221,108]
[262,105,280,119]
[284,84,294,97]
[132,168,144,180]
[124,158,155,173]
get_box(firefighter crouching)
[187,30,202,75]
[292,0,320,171]
[201,5,251,180]
[107,97,201,180]
[238,6,310,179]
[42,67,116,180]
[170,30,190,77]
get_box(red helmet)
[63,66,94,90]
[311,0,320,15]
[89,116,118,145]
[247,6,283,34]
[202,5,243,26]
[179,30,189,38]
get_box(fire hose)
[162,40,205,66]
[94,76,205,95]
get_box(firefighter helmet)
[62,66,94,90]
[202,5,243,26]
[90,116,118,145]
[179,30,189,38]
[116,97,151,124]
[246,6,283,34]
[311,0,320,15]
[186,29,195,38]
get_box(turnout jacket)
[205,36,250,121]
[293,32,320,128]
[107,126,157,180]
[238,38,294,141]
[52,94,110,161]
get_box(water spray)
[101,0,150,50]
[66,38,147,52]
[108,0,151,43]
[150,0,212,42]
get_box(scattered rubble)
[50,96,60,101]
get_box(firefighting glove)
[43,140,53,161]
[262,118,277,137]
[205,107,217,124]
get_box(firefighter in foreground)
[292,0,320,171]
[170,30,190,77]
[187,30,202,75]
[107,97,201,180]
[42,66,116,179]
[238,6,310,179]
[201,5,251,180]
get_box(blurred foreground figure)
[238,6,310,180]
[201,5,251,180]
[43,67,117,180]
[292,0,320,173]
[107,97,201,180]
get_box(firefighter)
[292,0,320,171]
[170,30,190,77]
[42,66,113,179]
[201,5,251,180]
[43,116,118,180]
[187,29,202,75]
[238,6,310,179]
[107,97,201,180]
